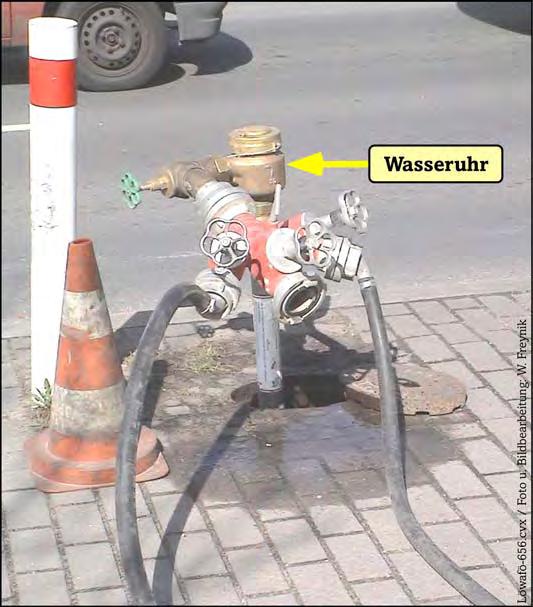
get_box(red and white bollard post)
[29,18,78,394]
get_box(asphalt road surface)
[2,2,531,337]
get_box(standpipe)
[117,125,502,606]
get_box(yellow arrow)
[288,152,368,176]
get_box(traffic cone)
[25,238,169,492]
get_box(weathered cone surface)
[25,238,169,492]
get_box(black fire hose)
[116,283,211,606]
[359,276,502,606]
[116,279,502,606]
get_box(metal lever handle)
[295,219,337,269]
[338,190,368,233]
[200,218,250,270]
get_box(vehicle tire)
[54,2,168,91]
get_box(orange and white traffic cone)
[25,238,168,492]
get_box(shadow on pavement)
[1,31,253,88]
[457,1,532,35]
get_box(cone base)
[24,426,169,493]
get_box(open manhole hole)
[231,364,466,415]
[231,373,346,409]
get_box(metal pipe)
[251,280,284,409]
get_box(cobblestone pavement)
[2,291,531,606]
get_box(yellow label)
[369,145,503,183]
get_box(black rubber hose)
[360,278,502,606]
[116,284,211,606]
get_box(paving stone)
[1,362,18,388]
[55,502,107,544]
[386,315,432,338]
[302,496,363,535]
[406,485,458,524]
[280,459,336,496]
[289,561,353,605]
[460,438,515,474]
[456,309,500,333]
[11,528,61,572]
[143,558,185,605]
[171,531,226,578]
[487,329,520,354]
[405,335,454,362]
[511,292,531,311]
[439,422,486,440]
[405,426,458,464]
[17,570,70,605]
[195,469,242,507]
[265,518,326,564]
[322,445,385,473]
[483,370,520,399]
[430,360,482,389]
[227,460,282,484]
[468,567,518,605]
[465,388,515,420]
[165,405,192,416]
[425,597,469,606]
[10,336,30,351]
[434,323,478,344]
[389,551,454,601]
[425,521,494,566]
[3,490,51,529]
[485,471,528,512]
[152,492,206,533]
[77,588,127,605]
[479,295,526,317]
[490,538,531,578]
[382,303,410,316]
[353,579,411,605]
[133,516,165,559]
[49,490,95,506]
[1,448,28,472]
[241,479,300,522]
[483,417,530,452]
[456,497,516,540]
[98,485,150,519]
[246,593,297,605]
[66,542,121,590]
[144,471,190,495]
[361,508,410,552]
[1,388,19,413]
[226,546,287,595]
[444,297,480,309]
[335,469,389,509]
[409,301,457,324]
[1,468,36,491]
[325,534,389,582]
[454,342,510,372]
[185,576,240,605]
[429,460,490,499]
[1,552,11,601]
[208,506,263,548]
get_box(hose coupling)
[194,268,242,319]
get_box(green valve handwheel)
[121,172,142,208]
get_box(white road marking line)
[2,124,30,133]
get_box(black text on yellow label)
[369,145,503,183]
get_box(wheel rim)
[81,5,142,71]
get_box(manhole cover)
[342,363,466,415]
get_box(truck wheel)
[54,2,168,91]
